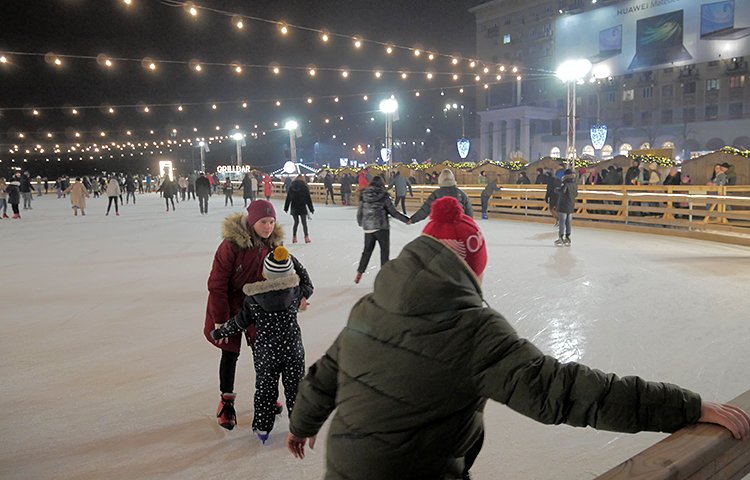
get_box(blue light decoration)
[457,138,471,159]
[590,124,608,150]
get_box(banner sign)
[217,165,252,174]
[555,0,750,77]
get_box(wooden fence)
[266,182,750,246]
[594,389,750,480]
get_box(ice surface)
[1,193,749,480]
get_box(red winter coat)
[262,176,272,198]
[204,212,284,352]
[358,172,368,190]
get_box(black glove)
[211,319,243,340]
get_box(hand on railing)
[699,401,750,440]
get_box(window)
[601,145,613,158]
[623,89,634,101]
[683,82,696,94]
[607,91,616,103]
[642,86,653,98]
[683,107,695,122]
[729,103,743,119]
[662,141,675,149]
[550,146,561,158]
[640,142,651,149]
[662,84,673,97]
[619,143,632,156]
[729,75,745,88]
[661,109,673,124]
[486,25,500,38]
[706,78,720,91]
[503,34,511,44]
[705,105,719,120]
[582,145,595,156]
[641,111,652,124]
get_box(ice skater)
[204,200,310,431]
[5,179,21,219]
[0,178,8,219]
[105,175,121,216]
[195,172,211,215]
[284,175,314,243]
[157,176,177,211]
[211,245,313,443]
[554,169,577,246]
[286,197,749,479]
[223,178,234,207]
[63,177,89,216]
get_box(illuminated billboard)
[555,0,750,76]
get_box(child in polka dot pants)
[212,246,314,444]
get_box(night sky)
[0,0,482,175]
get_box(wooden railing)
[594,389,750,480]
[266,183,750,246]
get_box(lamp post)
[284,120,301,169]
[196,140,209,172]
[231,132,245,167]
[556,59,592,169]
[379,98,399,169]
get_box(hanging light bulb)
[275,100,281,107]
[469,60,476,68]
[32,109,39,116]
[71,108,78,115]
[415,91,420,97]
[308,67,316,76]
[428,53,435,61]
[321,31,329,42]
[195,64,202,72]
[483,66,489,74]
[108,107,115,114]
[341,70,349,78]
[233,16,244,29]
[0,55,7,63]
[451,58,458,65]
[212,104,217,110]
[401,72,408,79]
[353,37,362,48]
[426,72,433,79]
[242,102,248,108]
[512,66,518,73]
[414,49,421,57]
[496,74,502,80]
[279,23,289,35]
[386,45,393,54]
[334,97,339,103]
[374,71,381,78]
[307,97,313,104]
[144,106,150,113]
[363,95,368,101]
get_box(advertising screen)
[555,0,750,76]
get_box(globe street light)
[285,120,301,172]
[379,98,399,168]
[195,140,209,172]
[556,59,592,168]
[231,132,245,167]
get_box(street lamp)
[556,59,592,168]
[196,140,209,172]
[285,120,301,173]
[379,98,399,168]
[231,132,245,167]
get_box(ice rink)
[2,192,749,480]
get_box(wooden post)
[595,389,750,480]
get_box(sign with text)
[555,0,750,77]
[216,165,252,174]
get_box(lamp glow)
[285,120,298,131]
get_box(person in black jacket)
[19,173,35,210]
[545,168,564,226]
[555,170,578,246]
[339,174,353,205]
[625,159,641,186]
[195,172,212,215]
[5,180,22,219]
[284,175,315,243]
[323,172,336,205]
[663,167,681,186]
[409,169,473,224]
[355,176,409,284]
[157,176,178,211]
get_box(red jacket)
[204,212,283,352]
[358,172,368,190]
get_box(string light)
[453,74,459,80]
[415,91,420,97]
[500,65,506,72]
[272,66,280,74]
[0,55,7,64]
[475,75,481,81]
[353,38,362,48]
[307,97,313,104]
[211,104,217,110]
[275,100,281,106]
[234,65,242,73]
[386,46,393,54]
[71,108,78,115]
[279,23,288,35]
[185,2,198,17]
[54,57,62,66]
[428,53,435,61]
[177,105,183,111]
[512,66,518,73]
[496,74,502,80]
[321,32,329,42]
[334,97,339,102]
[194,64,202,72]
[363,95,368,101]
[308,67,316,76]
[233,16,244,29]
[242,102,248,108]
[374,70,381,78]
[32,109,39,116]
[105,59,113,67]
[451,58,458,65]
[143,106,150,113]
[401,72,407,79]
[123,0,132,5]
[341,70,349,78]
[469,61,476,68]
[414,49,421,57]
[148,62,156,71]
[108,107,115,114]
[426,72,433,79]
[483,67,489,74]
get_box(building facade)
[471,0,750,162]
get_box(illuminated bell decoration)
[590,124,608,150]
[380,148,391,163]
[457,138,471,159]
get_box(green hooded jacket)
[290,235,702,480]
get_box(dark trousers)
[106,196,119,214]
[224,191,233,206]
[395,195,406,214]
[126,191,136,204]
[252,336,305,433]
[292,214,308,237]
[11,203,20,215]
[463,428,484,476]
[198,194,209,214]
[357,229,390,273]
[165,197,175,210]
[219,350,240,394]
[188,186,195,200]
[325,188,336,204]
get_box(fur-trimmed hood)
[243,273,300,296]
[221,212,284,249]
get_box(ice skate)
[12,213,21,219]
[554,237,564,246]
[216,393,237,430]
[254,429,270,444]
[292,236,298,244]
[563,236,571,246]
[481,213,488,220]
[354,272,363,284]
[304,236,311,244]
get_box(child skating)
[211,245,313,444]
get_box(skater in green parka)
[286,196,750,480]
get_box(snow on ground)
[1,192,749,480]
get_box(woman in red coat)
[262,175,273,201]
[204,200,305,430]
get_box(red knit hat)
[422,197,487,277]
[247,200,276,227]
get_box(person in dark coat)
[211,245,314,443]
[663,167,681,186]
[409,169,473,223]
[339,174,352,205]
[205,201,308,430]
[222,178,234,207]
[544,168,564,226]
[625,159,641,185]
[286,204,749,479]
[19,173,34,210]
[284,175,315,243]
[555,169,578,246]
[239,172,254,207]
[5,180,22,219]
[125,175,137,204]
[323,172,336,205]
[195,173,212,215]
[480,174,501,220]
[534,168,548,184]
[355,176,409,284]
[517,171,531,184]
[389,171,413,215]
[157,176,177,211]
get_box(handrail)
[594,389,750,480]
